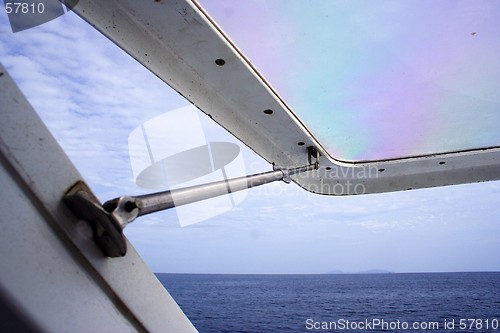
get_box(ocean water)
[156,272,500,332]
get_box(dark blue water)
[157,272,500,332]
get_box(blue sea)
[157,272,500,332]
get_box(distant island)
[324,269,393,274]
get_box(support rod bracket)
[63,162,317,257]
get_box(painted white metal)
[0,64,198,332]
[70,0,500,195]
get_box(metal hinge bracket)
[64,181,138,257]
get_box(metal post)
[104,163,317,217]
[65,162,318,257]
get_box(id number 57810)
[459,318,499,330]
[5,2,45,14]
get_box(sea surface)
[156,272,500,333]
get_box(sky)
[1,3,499,274]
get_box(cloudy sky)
[1,4,499,274]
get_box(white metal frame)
[0,64,197,333]
[71,0,500,195]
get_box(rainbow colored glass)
[200,0,500,162]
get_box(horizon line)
[154,270,500,275]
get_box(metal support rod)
[105,163,317,218]
[64,161,318,257]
